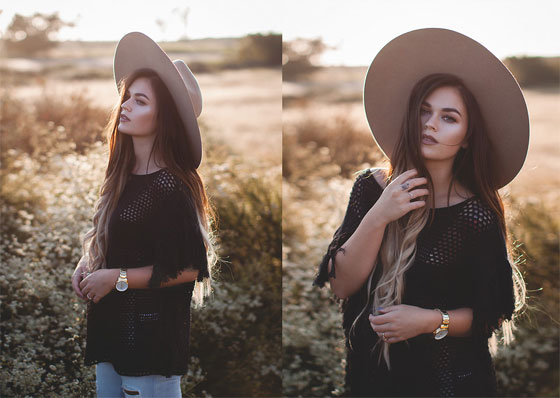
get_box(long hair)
[81,68,216,306]
[350,73,526,369]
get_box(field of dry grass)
[8,68,281,166]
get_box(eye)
[443,115,457,123]
[420,108,430,115]
[135,99,145,105]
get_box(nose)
[424,113,438,132]
[121,99,131,112]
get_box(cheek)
[445,122,467,142]
[137,107,157,129]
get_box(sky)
[283,0,560,65]
[0,0,281,41]
[1,0,559,66]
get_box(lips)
[422,134,438,144]
[120,114,130,121]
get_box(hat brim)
[364,28,530,189]
[113,32,202,169]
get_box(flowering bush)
[282,115,559,397]
[0,89,281,397]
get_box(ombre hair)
[81,68,216,306]
[350,73,526,370]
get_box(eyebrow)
[126,91,150,101]
[422,101,462,117]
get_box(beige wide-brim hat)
[114,31,203,169]
[364,28,530,189]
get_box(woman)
[313,28,529,397]
[70,32,215,397]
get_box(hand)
[79,269,119,304]
[368,304,437,344]
[367,169,428,226]
[71,256,90,301]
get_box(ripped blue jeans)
[96,362,182,397]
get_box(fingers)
[391,171,428,195]
[370,323,391,334]
[394,168,418,183]
[368,313,391,325]
[369,313,403,342]
[369,321,399,343]
[82,286,94,302]
[403,177,428,189]
[72,274,87,301]
[408,200,426,210]
[408,188,429,200]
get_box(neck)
[424,160,453,194]
[131,136,165,174]
[423,159,467,206]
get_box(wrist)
[426,308,443,334]
[111,269,120,289]
[364,206,389,229]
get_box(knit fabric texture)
[313,168,515,397]
[84,168,209,377]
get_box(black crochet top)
[84,168,209,377]
[313,169,515,397]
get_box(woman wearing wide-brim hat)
[69,32,216,397]
[314,28,528,396]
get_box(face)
[419,86,468,162]
[118,77,158,137]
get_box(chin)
[117,125,135,135]
[420,149,444,161]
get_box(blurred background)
[282,0,559,396]
[1,1,281,397]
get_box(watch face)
[435,328,448,340]
[116,280,128,292]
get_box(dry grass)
[7,68,281,166]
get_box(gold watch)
[433,308,449,340]
[115,268,128,292]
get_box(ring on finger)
[400,182,410,191]
[382,332,388,341]
[408,192,413,200]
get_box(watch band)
[433,308,450,340]
[115,268,128,292]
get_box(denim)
[96,362,182,397]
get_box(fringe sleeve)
[468,218,515,339]
[312,169,382,288]
[148,188,209,288]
